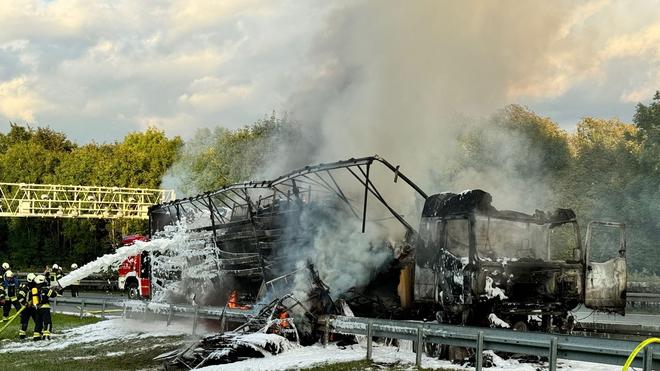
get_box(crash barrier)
[319,315,660,371]
[16,272,119,291]
[50,297,660,370]
[51,296,255,335]
[628,292,660,311]
[575,321,660,341]
[52,296,120,319]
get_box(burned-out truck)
[148,156,627,333]
[411,190,627,331]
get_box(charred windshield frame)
[474,215,581,263]
[441,215,472,259]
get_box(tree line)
[0,126,182,269]
[0,93,658,275]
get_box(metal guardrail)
[628,292,660,310]
[51,296,256,335]
[575,321,660,340]
[16,272,119,291]
[320,315,660,371]
[51,297,659,370]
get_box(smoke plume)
[266,0,583,211]
[162,1,600,302]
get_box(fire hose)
[622,337,660,370]
[0,306,25,335]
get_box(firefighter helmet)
[34,275,46,284]
[1,262,8,270]
[5,270,13,278]
[71,263,78,269]
[52,264,60,271]
[27,273,36,283]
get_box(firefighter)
[43,265,51,285]
[32,275,57,340]
[0,284,5,314]
[46,264,62,287]
[2,270,21,322]
[17,273,37,339]
[69,263,80,297]
[33,274,57,340]
[0,262,9,277]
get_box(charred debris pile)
[150,156,627,368]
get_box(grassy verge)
[2,334,185,371]
[1,313,186,370]
[0,312,100,341]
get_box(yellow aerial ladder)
[0,183,175,220]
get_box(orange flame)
[227,290,251,310]
[279,310,290,328]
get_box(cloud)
[0,76,47,121]
[0,0,331,142]
[0,0,659,143]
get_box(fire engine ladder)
[0,183,175,220]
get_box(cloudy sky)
[0,0,659,143]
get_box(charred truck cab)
[413,190,627,332]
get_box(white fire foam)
[58,222,202,290]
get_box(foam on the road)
[0,318,196,353]
[196,343,620,371]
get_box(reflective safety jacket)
[3,277,19,300]
[37,286,57,309]
[17,282,32,306]
[0,285,5,300]
[44,271,62,286]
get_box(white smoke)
[160,1,595,303]
[266,0,585,212]
[288,204,395,301]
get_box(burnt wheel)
[512,320,528,332]
[127,282,140,299]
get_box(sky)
[0,0,659,143]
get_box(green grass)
[298,360,373,370]
[0,311,185,371]
[0,312,100,341]
[1,334,185,371]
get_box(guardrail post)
[219,311,226,333]
[416,327,424,367]
[192,307,199,335]
[167,304,174,326]
[643,345,653,371]
[366,320,373,361]
[122,302,127,320]
[475,331,484,371]
[52,298,57,313]
[101,299,107,319]
[79,299,86,318]
[323,319,330,348]
[549,337,557,371]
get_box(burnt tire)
[127,282,139,300]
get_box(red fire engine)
[117,234,150,299]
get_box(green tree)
[166,113,299,195]
[0,124,181,270]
